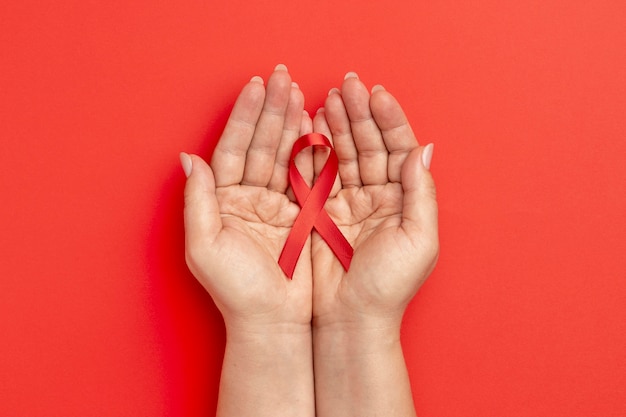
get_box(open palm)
[183,67,313,327]
[310,75,439,328]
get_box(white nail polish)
[180,152,192,177]
[422,144,434,170]
[344,71,358,80]
[275,63,288,72]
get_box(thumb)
[181,153,222,259]
[400,144,439,248]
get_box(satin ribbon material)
[278,133,353,278]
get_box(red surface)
[1,0,625,415]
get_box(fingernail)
[180,152,192,177]
[291,81,299,89]
[250,75,264,84]
[344,71,358,80]
[371,84,385,93]
[303,109,309,117]
[328,87,340,96]
[316,107,325,114]
[422,144,434,170]
[274,63,288,72]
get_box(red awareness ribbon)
[278,133,353,278]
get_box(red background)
[1,0,625,415]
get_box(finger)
[312,108,342,197]
[400,145,438,255]
[182,154,223,272]
[312,108,330,181]
[296,110,314,187]
[268,82,304,193]
[324,88,361,188]
[210,77,266,187]
[242,64,292,186]
[286,110,314,202]
[300,109,313,136]
[341,72,388,185]
[370,85,419,183]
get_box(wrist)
[313,316,403,359]
[312,317,416,417]
[219,315,315,417]
[313,307,404,335]
[225,320,312,346]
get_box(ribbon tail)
[278,211,313,278]
[314,211,353,271]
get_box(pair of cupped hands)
[180,64,438,334]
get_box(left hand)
[310,74,439,330]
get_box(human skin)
[310,73,439,417]
[181,64,315,417]
[181,66,438,417]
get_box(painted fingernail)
[274,63,288,72]
[371,84,385,93]
[328,87,340,96]
[422,144,434,170]
[291,81,299,89]
[344,71,359,80]
[250,75,264,84]
[180,152,192,177]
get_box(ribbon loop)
[278,133,353,278]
